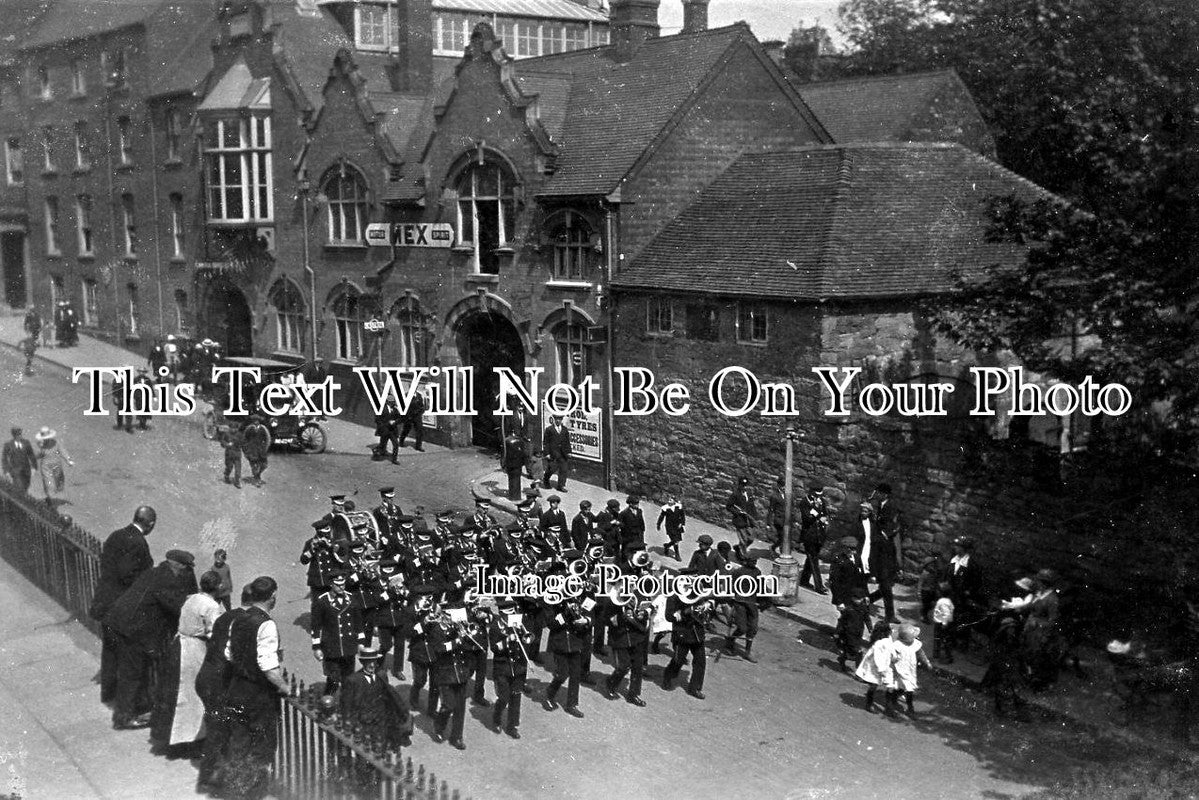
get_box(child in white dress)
[855,621,896,713]
[892,623,933,716]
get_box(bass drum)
[330,510,382,544]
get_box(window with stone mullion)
[270,280,305,353]
[554,324,588,386]
[357,4,391,50]
[205,117,272,223]
[326,173,367,244]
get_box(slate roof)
[271,1,355,114]
[518,25,753,197]
[796,70,995,155]
[146,3,219,98]
[21,0,161,49]
[614,143,1053,300]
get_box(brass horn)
[568,558,590,578]
[586,544,605,561]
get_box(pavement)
[0,555,201,799]
[0,316,1193,799]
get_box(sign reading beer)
[543,400,602,463]
[364,222,454,248]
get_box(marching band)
[297,487,757,750]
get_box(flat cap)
[165,549,195,567]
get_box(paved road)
[0,348,1133,800]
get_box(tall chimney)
[681,0,708,34]
[393,0,432,92]
[610,0,660,61]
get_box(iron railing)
[0,477,466,800]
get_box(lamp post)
[771,426,802,606]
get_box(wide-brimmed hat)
[34,426,56,443]
[358,646,384,661]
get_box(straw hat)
[34,426,56,443]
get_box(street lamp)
[771,426,802,606]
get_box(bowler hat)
[165,549,195,568]
[606,499,621,510]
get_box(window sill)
[494,246,515,255]
[41,169,58,178]
[545,280,593,291]
[73,167,92,175]
[169,257,187,265]
[77,253,95,261]
[736,339,770,348]
[644,330,676,338]
[323,242,368,251]
[7,181,24,188]
[451,245,474,254]
[69,92,87,101]
[206,220,275,228]
[163,159,182,169]
[46,252,62,259]
[122,254,138,263]
[465,273,499,284]
[116,162,134,171]
[330,358,361,367]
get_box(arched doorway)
[197,275,253,357]
[456,310,524,449]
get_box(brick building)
[609,143,1083,572]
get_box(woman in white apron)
[156,570,222,749]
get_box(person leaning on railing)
[221,576,289,800]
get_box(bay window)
[204,116,272,223]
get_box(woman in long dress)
[153,571,222,750]
[33,427,73,504]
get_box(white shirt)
[950,554,970,573]
[224,615,281,672]
[859,519,873,570]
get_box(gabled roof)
[146,3,220,98]
[518,25,757,197]
[271,1,355,115]
[614,143,1053,300]
[796,70,996,156]
[199,59,270,112]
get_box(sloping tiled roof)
[614,143,1052,300]
[145,2,219,97]
[435,0,607,21]
[0,0,52,64]
[514,69,572,140]
[797,70,964,144]
[272,1,354,114]
[520,25,748,196]
[199,59,271,111]
[21,0,161,49]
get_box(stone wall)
[611,290,1186,615]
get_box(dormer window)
[545,210,595,281]
[356,3,393,51]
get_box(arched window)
[330,285,376,361]
[546,210,594,280]
[455,157,516,275]
[324,167,369,245]
[391,295,429,368]
[553,323,589,386]
[268,278,306,353]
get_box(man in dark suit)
[595,499,622,557]
[687,534,723,575]
[765,475,786,557]
[828,536,869,607]
[618,495,647,557]
[398,390,426,452]
[541,415,571,491]
[726,477,757,551]
[339,647,412,752]
[797,485,830,595]
[502,432,526,501]
[869,482,901,623]
[92,506,156,703]
[104,549,196,729]
[374,399,401,461]
[947,536,987,648]
[2,427,38,494]
[569,500,596,552]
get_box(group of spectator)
[2,425,73,505]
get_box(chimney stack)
[610,0,660,61]
[393,0,432,92]
[681,0,708,34]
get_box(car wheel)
[300,422,327,454]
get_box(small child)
[656,498,686,561]
[212,549,233,611]
[891,623,933,717]
[855,620,896,713]
[835,588,871,671]
[219,423,242,489]
[932,582,955,663]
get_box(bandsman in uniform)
[605,583,652,707]
[428,605,484,750]
[544,591,592,718]
[310,572,368,695]
[662,578,713,700]
[372,487,404,555]
[489,601,532,738]
[407,593,441,716]
[300,517,345,600]
[371,557,409,680]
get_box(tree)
[833,0,1199,461]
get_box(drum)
[330,510,382,546]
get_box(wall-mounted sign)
[364,223,455,248]
[543,401,602,463]
[363,317,386,333]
